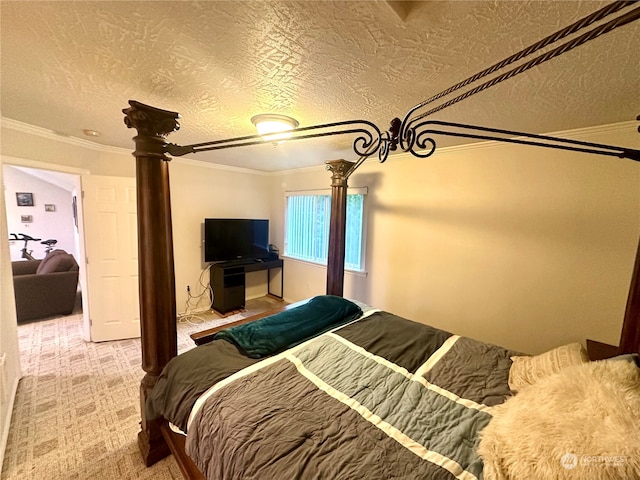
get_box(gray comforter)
[184,311,516,479]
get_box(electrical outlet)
[186,285,190,293]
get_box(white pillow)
[479,357,640,480]
[508,342,589,392]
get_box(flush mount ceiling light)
[82,129,101,137]
[251,113,299,142]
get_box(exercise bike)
[9,233,57,260]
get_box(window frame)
[283,187,368,273]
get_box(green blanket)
[214,295,362,358]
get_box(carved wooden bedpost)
[326,159,355,297]
[620,237,640,354]
[123,101,179,466]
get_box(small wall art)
[72,195,78,228]
[45,204,56,212]
[16,192,34,206]
[20,215,33,223]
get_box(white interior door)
[81,175,140,342]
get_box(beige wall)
[0,126,272,443]
[2,120,638,356]
[270,123,640,354]
[169,160,273,310]
[1,125,274,315]
[268,165,373,301]
[0,118,636,464]
[0,164,22,468]
[1,127,135,177]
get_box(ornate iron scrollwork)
[127,2,640,167]
[165,119,385,159]
[403,120,640,162]
[376,118,401,164]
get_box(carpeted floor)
[1,296,284,480]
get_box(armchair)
[12,250,79,323]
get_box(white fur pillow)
[479,358,640,480]
[508,342,588,392]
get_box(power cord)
[177,264,214,326]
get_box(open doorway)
[3,163,91,341]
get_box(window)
[284,188,366,271]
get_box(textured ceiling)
[1,1,639,172]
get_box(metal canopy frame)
[123,2,640,472]
[157,1,640,170]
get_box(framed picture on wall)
[16,192,34,206]
[45,204,56,212]
[72,195,78,228]
[20,215,33,223]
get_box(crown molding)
[1,116,270,176]
[267,162,329,176]
[1,155,90,175]
[379,119,639,164]
[268,120,638,175]
[3,116,635,175]
[1,116,128,155]
[171,156,271,176]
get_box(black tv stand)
[210,258,283,314]
[222,258,267,267]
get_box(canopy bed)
[122,2,640,479]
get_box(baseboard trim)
[0,376,20,473]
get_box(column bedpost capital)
[123,100,181,138]
[326,159,355,186]
[123,100,181,160]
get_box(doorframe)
[2,155,92,341]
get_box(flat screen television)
[204,218,269,263]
